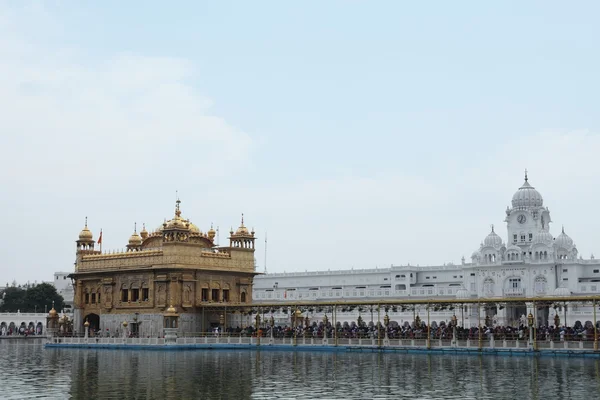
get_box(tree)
[24,283,64,313]
[0,287,26,312]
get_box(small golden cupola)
[162,199,193,243]
[163,199,190,230]
[127,223,143,252]
[208,223,216,242]
[76,217,95,251]
[140,223,149,240]
[229,213,256,249]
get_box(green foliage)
[0,287,26,312]
[0,283,63,313]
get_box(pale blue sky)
[1,1,599,283]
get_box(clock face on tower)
[517,214,527,224]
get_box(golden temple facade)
[70,200,257,336]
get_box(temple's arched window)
[483,278,494,296]
[534,276,547,294]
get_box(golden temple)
[70,199,257,336]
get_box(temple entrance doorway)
[84,313,100,333]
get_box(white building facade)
[53,272,75,314]
[253,174,600,328]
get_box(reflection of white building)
[254,173,600,328]
[53,272,74,313]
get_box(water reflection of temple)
[68,349,255,398]
[70,199,257,336]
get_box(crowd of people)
[219,319,599,342]
[0,325,43,336]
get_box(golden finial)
[241,213,244,226]
[85,216,88,227]
[134,222,137,233]
[524,168,528,182]
[175,197,181,217]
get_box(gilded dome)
[162,199,191,231]
[140,224,149,240]
[128,232,142,246]
[511,173,543,209]
[234,214,251,236]
[189,223,202,234]
[483,227,503,248]
[78,218,93,241]
[235,225,249,235]
[164,216,190,230]
[208,225,216,240]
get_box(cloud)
[1,4,598,283]
[0,17,252,190]
[0,4,254,282]
[239,130,600,273]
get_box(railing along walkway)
[46,333,600,352]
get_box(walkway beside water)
[45,335,600,357]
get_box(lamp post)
[219,314,225,339]
[84,319,89,339]
[293,309,301,346]
[269,315,275,342]
[322,314,328,340]
[451,314,458,347]
[426,304,430,350]
[593,299,598,352]
[255,313,261,346]
[383,312,390,345]
[527,312,534,350]
[122,320,128,339]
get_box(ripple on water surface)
[1,341,600,399]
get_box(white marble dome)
[554,227,574,249]
[512,178,543,209]
[483,228,503,248]
[532,230,554,246]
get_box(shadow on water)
[1,342,600,399]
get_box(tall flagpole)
[264,231,268,274]
[99,229,103,253]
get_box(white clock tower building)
[504,171,552,255]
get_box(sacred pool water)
[1,340,599,399]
